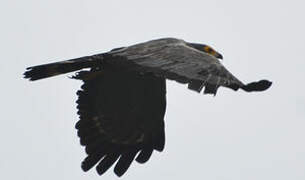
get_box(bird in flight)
[24,38,272,177]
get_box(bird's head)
[187,43,223,59]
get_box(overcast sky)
[1,0,304,179]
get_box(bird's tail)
[24,54,104,81]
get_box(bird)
[24,37,272,177]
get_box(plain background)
[1,0,304,179]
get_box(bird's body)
[24,38,272,177]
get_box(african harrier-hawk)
[24,38,272,177]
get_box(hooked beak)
[216,53,223,60]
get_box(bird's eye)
[203,46,210,52]
[204,46,215,55]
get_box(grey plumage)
[106,38,270,94]
[24,37,272,177]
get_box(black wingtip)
[242,80,272,92]
[135,148,153,164]
[113,151,137,177]
[81,152,106,172]
[96,154,120,176]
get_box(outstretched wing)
[107,38,271,95]
[74,65,166,177]
[23,38,271,177]
[24,38,271,95]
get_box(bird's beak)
[215,53,223,60]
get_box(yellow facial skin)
[203,46,217,57]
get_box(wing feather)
[75,66,166,176]
[23,38,272,178]
[108,39,271,94]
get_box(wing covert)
[108,41,270,95]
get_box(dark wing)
[74,65,166,177]
[24,38,271,178]
[107,39,271,95]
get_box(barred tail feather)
[24,54,104,81]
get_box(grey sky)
[1,0,304,179]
